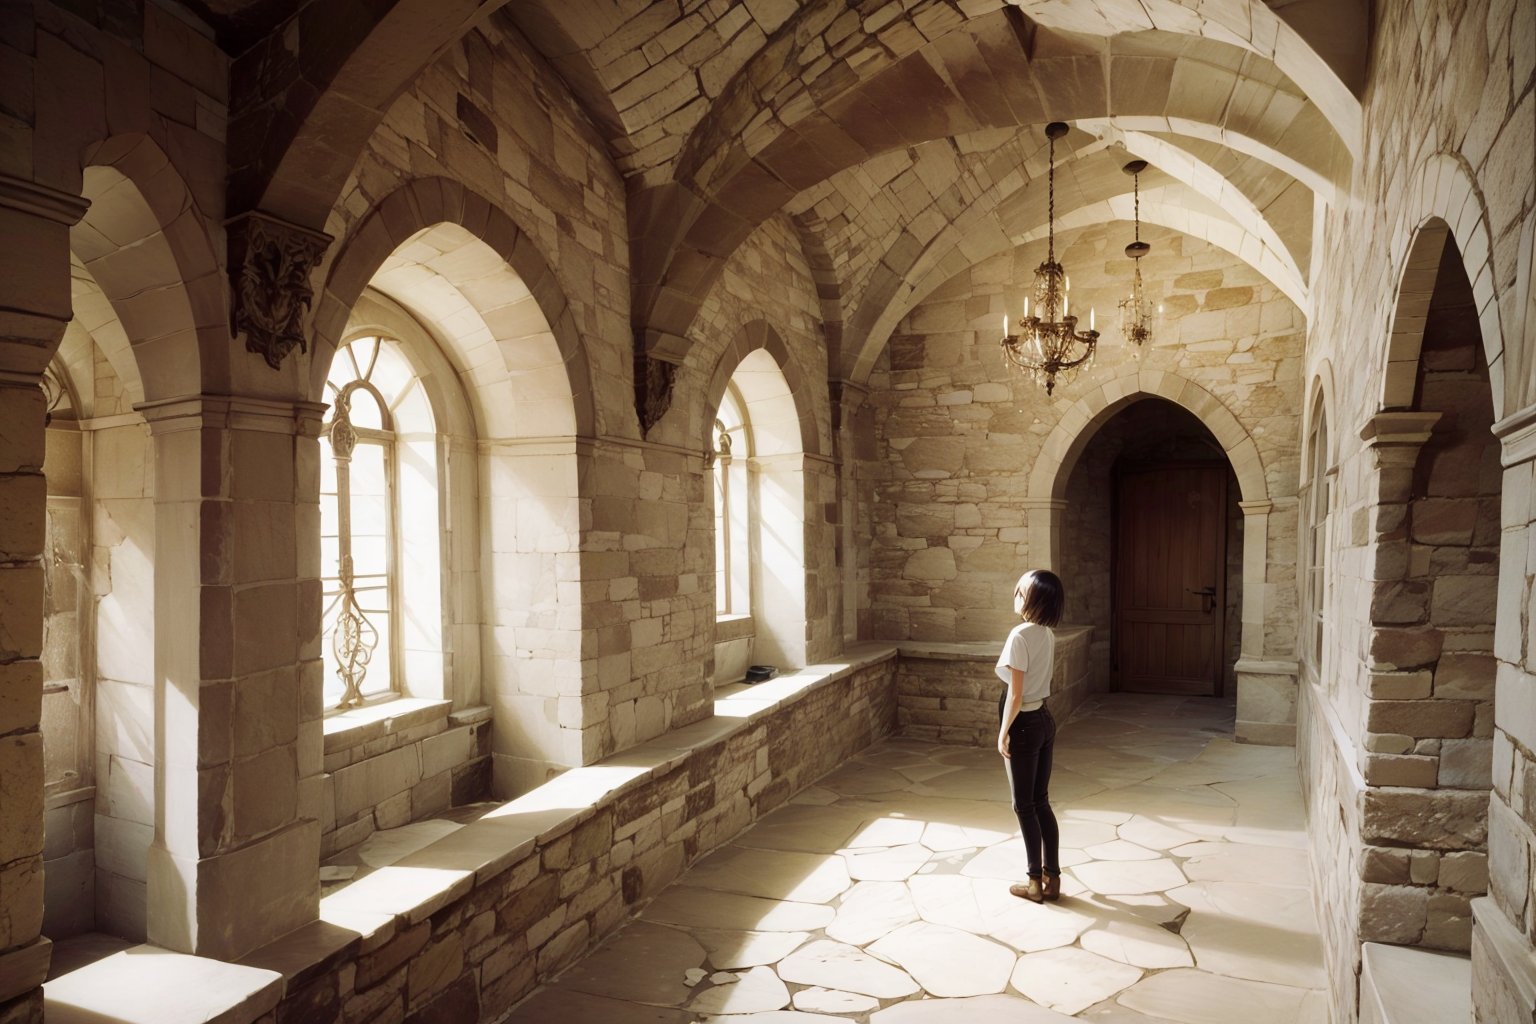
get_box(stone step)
[1360,942,1471,1024]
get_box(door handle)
[1187,586,1217,612]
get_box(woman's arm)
[997,666,1025,759]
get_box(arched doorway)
[1061,398,1242,698]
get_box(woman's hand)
[997,730,1011,759]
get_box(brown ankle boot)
[1042,874,1061,902]
[1009,877,1044,903]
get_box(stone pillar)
[1356,409,1495,950]
[141,395,324,962]
[1021,498,1067,572]
[1473,401,1536,1022]
[0,174,88,1023]
[1234,498,1299,744]
[830,379,871,645]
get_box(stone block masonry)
[237,651,898,1024]
[895,626,1094,746]
[320,701,492,858]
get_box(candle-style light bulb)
[1090,307,1095,331]
[1004,314,1008,337]
[1023,296,1030,319]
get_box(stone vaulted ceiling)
[496,0,1363,383]
[223,0,1367,402]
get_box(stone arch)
[633,13,1353,367]
[1025,371,1280,738]
[73,134,223,400]
[1305,360,1338,472]
[314,177,595,438]
[704,324,814,674]
[228,0,495,226]
[1027,371,1267,508]
[850,195,1309,384]
[1382,155,1505,420]
[704,320,821,459]
[68,257,145,411]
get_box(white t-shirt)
[995,621,1055,708]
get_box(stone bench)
[1360,942,1471,1024]
[43,644,901,1024]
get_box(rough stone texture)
[895,627,1092,746]
[265,658,897,1023]
[867,224,1303,658]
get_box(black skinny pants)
[998,694,1060,878]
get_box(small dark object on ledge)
[745,665,778,683]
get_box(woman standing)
[996,569,1065,903]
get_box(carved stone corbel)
[227,210,332,370]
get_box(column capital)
[1359,410,1442,447]
[1238,499,1274,516]
[1493,401,1536,468]
[136,393,329,436]
[1019,498,1068,511]
[0,173,89,226]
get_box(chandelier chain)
[1046,131,1056,261]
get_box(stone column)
[1356,410,1496,950]
[0,174,88,1024]
[141,395,324,961]
[1233,498,1300,744]
[1473,400,1536,1022]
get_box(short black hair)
[1017,569,1064,627]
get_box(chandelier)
[1000,121,1098,396]
[1119,158,1159,350]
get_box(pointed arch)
[704,320,821,459]
[74,134,223,400]
[1028,371,1268,507]
[1382,155,1506,420]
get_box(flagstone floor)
[501,694,1328,1024]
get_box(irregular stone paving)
[504,694,1328,1023]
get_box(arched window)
[320,336,438,709]
[1302,394,1330,672]
[714,384,751,619]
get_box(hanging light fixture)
[1000,121,1098,396]
[1119,158,1159,351]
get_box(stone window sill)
[322,697,452,757]
[715,613,755,642]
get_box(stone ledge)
[1360,941,1470,1024]
[714,613,755,642]
[322,696,451,755]
[44,946,282,1024]
[899,624,1094,662]
[1472,896,1536,1014]
[247,644,899,997]
[0,938,50,1004]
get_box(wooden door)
[1113,462,1227,695]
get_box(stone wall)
[867,223,1301,641]
[896,626,1094,746]
[88,418,155,942]
[250,655,899,1024]
[320,703,491,858]
[1291,0,1536,1018]
[865,223,1302,740]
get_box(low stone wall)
[1298,677,1367,1024]
[895,625,1094,745]
[242,649,899,1024]
[320,701,492,858]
